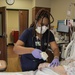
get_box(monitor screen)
[57,20,69,33]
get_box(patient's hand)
[38,63,49,70]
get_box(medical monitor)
[57,20,69,33]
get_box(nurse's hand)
[32,49,42,59]
[50,58,59,67]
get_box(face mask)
[35,26,48,34]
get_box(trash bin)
[11,31,19,43]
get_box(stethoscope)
[32,33,48,52]
[32,35,41,48]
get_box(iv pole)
[67,3,75,42]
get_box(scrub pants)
[20,54,46,71]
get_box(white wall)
[7,11,19,44]
[35,0,51,7]
[32,0,36,7]
[50,0,75,26]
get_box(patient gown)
[63,61,75,75]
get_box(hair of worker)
[30,9,54,51]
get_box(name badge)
[35,41,41,46]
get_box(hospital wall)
[6,11,19,44]
[50,0,75,26]
[0,0,75,44]
[0,0,33,44]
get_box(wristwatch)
[6,0,15,5]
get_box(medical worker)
[13,9,60,71]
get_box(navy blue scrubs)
[19,27,55,71]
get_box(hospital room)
[0,0,75,75]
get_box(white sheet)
[0,68,59,75]
[35,68,59,75]
[0,71,34,75]
[0,68,61,75]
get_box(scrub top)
[19,27,55,71]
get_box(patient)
[38,63,66,75]
[37,32,75,75]
[38,58,75,75]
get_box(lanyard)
[32,35,48,51]
[35,41,41,46]
[32,36,41,48]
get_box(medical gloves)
[32,49,42,59]
[50,58,59,67]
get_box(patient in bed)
[36,32,75,75]
[37,57,75,75]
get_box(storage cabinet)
[11,31,19,43]
[0,7,7,62]
[0,38,7,61]
[32,7,50,22]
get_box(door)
[0,7,7,61]
[19,10,29,36]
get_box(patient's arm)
[50,66,67,75]
[38,63,49,70]
[38,63,67,75]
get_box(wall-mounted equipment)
[57,20,69,33]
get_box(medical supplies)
[40,52,48,60]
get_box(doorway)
[7,9,29,44]
[19,10,29,36]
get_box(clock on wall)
[6,0,15,5]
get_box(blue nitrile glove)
[50,58,59,67]
[32,49,42,59]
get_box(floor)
[6,45,22,72]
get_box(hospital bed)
[0,68,59,75]
[64,32,75,59]
[0,71,34,75]
[0,60,60,75]
[0,61,34,75]
[60,32,75,66]
[0,59,60,75]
